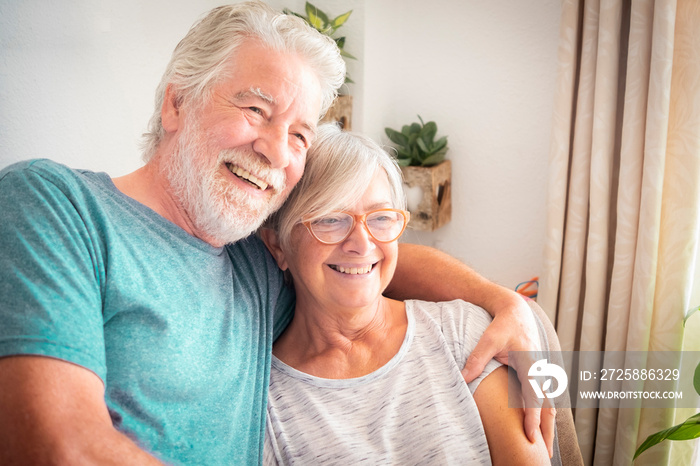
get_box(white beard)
[163,117,288,245]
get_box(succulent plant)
[385,115,449,167]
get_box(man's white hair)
[141,1,345,161]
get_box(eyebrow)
[235,87,276,105]
[302,122,317,138]
[366,202,393,211]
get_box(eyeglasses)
[302,209,410,245]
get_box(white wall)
[364,0,561,289]
[0,0,223,176]
[0,0,561,290]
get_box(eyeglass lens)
[310,210,406,243]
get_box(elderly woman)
[260,124,550,465]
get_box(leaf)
[396,157,411,166]
[411,146,420,160]
[335,36,346,49]
[664,414,700,440]
[385,128,408,147]
[305,2,329,24]
[634,413,700,459]
[694,361,700,397]
[340,50,357,60]
[306,12,324,30]
[396,148,411,158]
[420,121,437,143]
[421,151,446,167]
[284,10,308,21]
[409,122,422,135]
[432,136,448,153]
[331,10,352,28]
[416,138,430,154]
[684,305,700,327]
[305,2,326,30]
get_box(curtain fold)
[540,0,700,464]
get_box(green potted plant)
[384,115,448,167]
[285,2,355,129]
[384,116,451,231]
[634,361,700,459]
[634,306,700,461]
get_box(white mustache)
[217,148,286,193]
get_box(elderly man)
[0,2,550,465]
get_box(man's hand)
[461,296,556,458]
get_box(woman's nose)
[341,219,375,255]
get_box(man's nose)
[253,124,290,169]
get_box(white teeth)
[227,164,268,190]
[332,265,373,275]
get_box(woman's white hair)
[268,124,406,251]
[141,1,345,161]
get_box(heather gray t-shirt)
[264,299,502,465]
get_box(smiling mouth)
[328,264,376,275]
[226,163,269,190]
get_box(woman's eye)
[313,215,349,228]
[316,217,339,225]
[294,133,307,144]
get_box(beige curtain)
[539,0,700,464]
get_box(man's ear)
[260,228,289,271]
[161,84,182,133]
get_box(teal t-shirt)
[0,159,295,465]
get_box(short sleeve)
[422,299,503,394]
[250,234,294,341]
[227,234,295,341]
[0,162,106,378]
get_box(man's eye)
[248,107,263,115]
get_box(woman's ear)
[260,228,289,271]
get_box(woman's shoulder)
[406,299,500,387]
[406,299,492,332]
